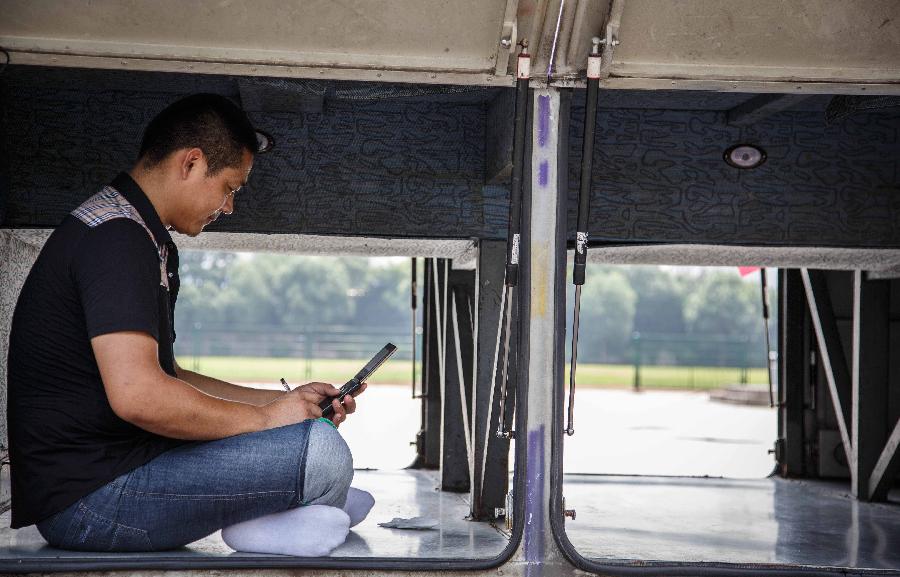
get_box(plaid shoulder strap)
[71,186,170,289]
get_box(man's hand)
[93,330,371,439]
[322,381,366,427]
[260,382,335,428]
[266,381,367,428]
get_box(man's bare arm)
[92,331,341,440]
[173,360,284,406]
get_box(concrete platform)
[563,475,900,570]
[4,389,896,573]
[0,469,510,572]
[709,383,773,406]
[3,468,899,573]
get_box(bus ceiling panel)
[0,0,513,85]
[3,0,899,94]
[608,0,900,89]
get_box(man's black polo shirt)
[7,173,185,528]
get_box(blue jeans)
[36,419,353,552]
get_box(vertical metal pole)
[632,333,642,392]
[761,268,775,407]
[520,87,568,572]
[438,260,448,477]
[411,257,418,398]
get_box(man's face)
[172,149,254,237]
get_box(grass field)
[176,355,768,390]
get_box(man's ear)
[178,147,206,180]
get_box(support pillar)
[852,271,890,500]
[778,269,808,477]
[412,258,445,469]
[440,268,476,492]
[802,269,853,468]
[470,240,516,519]
[520,87,569,570]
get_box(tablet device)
[320,342,397,418]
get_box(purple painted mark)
[538,161,549,187]
[523,425,546,575]
[538,95,550,148]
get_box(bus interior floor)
[0,468,510,569]
[563,474,900,571]
[5,469,900,572]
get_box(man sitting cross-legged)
[7,94,372,555]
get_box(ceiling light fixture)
[724,144,766,169]
[255,130,275,154]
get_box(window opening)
[171,250,510,561]
[562,264,783,566]
[559,265,900,573]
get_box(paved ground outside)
[561,388,777,478]
[249,384,777,478]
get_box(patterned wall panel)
[567,99,900,247]
[235,101,487,237]
[2,67,899,247]
[0,231,44,447]
[1,67,492,239]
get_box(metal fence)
[630,332,767,368]
[630,332,771,389]
[175,322,414,362]
[175,325,771,389]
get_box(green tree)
[350,262,411,327]
[571,267,637,363]
[177,252,418,332]
[624,266,688,335]
[223,255,356,327]
[684,271,761,338]
[176,251,238,326]
[682,270,770,367]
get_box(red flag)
[738,266,760,277]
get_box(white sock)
[221,505,350,557]
[342,487,375,527]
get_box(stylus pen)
[279,378,291,392]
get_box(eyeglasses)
[225,183,243,199]
[216,182,244,215]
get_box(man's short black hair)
[139,94,258,175]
